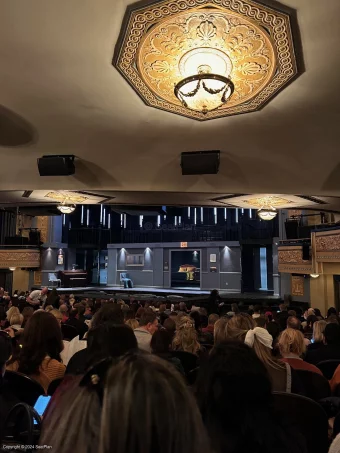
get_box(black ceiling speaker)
[181,151,220,175]
[37,155,75,176]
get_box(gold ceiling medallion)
[243,196,293,209]
[113,0,300,121]
[45,192,87,204]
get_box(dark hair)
[18,311,63,375]
[150,330,172,354]
[39,353,209,453]
[86,323,137,368]
[91,304,124,329]
[196,342,305,453]
[254,316,266,328]
[327,307,337,318]
[163,318,176,337]
[231,303,239,314]
[190,311,202,332]
[254,305,261,313]
[306,315,318,327]
[287,316,301,330]
[313,308,322,318]
[324,323,340,345]
[139,311,157,327]
[74,303,85,317]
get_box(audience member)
[151,330,184,374]
[276,304,289,331]
[231,303,240,315]
[208,289,221,313]
[26,287,48,308]
[224,314,293,392]
[303,315,318,340]
[252,305,261,319]
[214,317,229,345]
[254,316,266,328]
[172,315,201,356]
[308,320,327,351]
[59,304,69,323]
[21,306,34,328]
[287,316,310,346]
[163,318,176,338]
[9,313,23,332]
[125,318,139,330]
[305,323,340,364]
[195,341,306,453]
[202,313,219,334]
[278,328,322,375]
[6,311,65,392]
[133,311,158,352]
[64,306,88,339]
[66,304,126,372]
[39,352,209,453]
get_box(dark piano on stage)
[58,270,88,288]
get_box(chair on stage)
[120,273,133,288]
[48,272,61,288]
[272,392,329,453]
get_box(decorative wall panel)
[315,230,340,262]
[0,250,40,269]
[278,246,312,274]
[291,275,304,297]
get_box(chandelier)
[9,267,16,271]
[256,196,278,221]
[57,202,76,214]
[310,274,320,279]
[174,48,234,114]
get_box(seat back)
[295,369,331,401]
[47,378,63,396]
[4,371,44,406]
[273,392,329,453]
[171,351,199,376]
[61,324,78,341]
[48,273,57,281]
[317,359,340,380]
[120,273,127,281]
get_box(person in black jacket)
[305,323,340,365]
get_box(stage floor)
[41,285,280,300]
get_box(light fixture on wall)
[57,202,76,214]
[310,274,320,279]
[9,267,16,271]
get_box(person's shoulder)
[44,357,66,372]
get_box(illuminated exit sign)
[180,242,188,248]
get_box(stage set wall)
[107,242,241,291]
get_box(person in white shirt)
[27,287,48,307]
[134,311,158,352]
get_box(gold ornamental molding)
[278,246,312,274]
[291,275,304,297]
[0,249,40,269]
[113,0,301,121]
[315,229,340,263]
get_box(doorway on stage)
[170,250,200,289]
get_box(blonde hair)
[278,328,306,357]
[313,320,327,343]
[10,313,23,327]
[50,309,63,323]
[224,314,284,371]
[125,319,139,330]
[45,305,54,312]
[214,317,229,345]
[172,316,200,355]
[6,306,19,321]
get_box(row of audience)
[2,289,340,451]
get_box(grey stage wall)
[107,241,241,291]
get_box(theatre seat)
[294,369,331,401]
[273,392,329,453]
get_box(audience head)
[139,311,158,334]
[59,304,69,315]
[279,303,288,312]
[313,308,323,318]
[278,328,306,358]
[324,323,340,345]
[327,307,338,318]
[21,306,34,326]
[172,315,200,355]
[306,314,317,329]
[287,316,301,330]
[125,319,139,330]
[190,310,202,332]
[214,317,229,345]
[6,306,19,321]
[163,318,176,337]
[231,303,239,314]
[288,310,297,317]
[151,329,173,354]
[45,305,54,313]
[39,352,209,453]
[327,314,339,325]
[50,309,63,325]
[254,316,266,328]
[41,287,48,296]
[9,313,23,328]
[313,320,327,343]
[18,311,63,375]
[253,305,261,314]
[179,302,187,312]
[196,342,294,453]
[91,304,124,330]
[208,313,219,326]
[159,303,166,313]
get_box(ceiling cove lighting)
[57,203,76,214]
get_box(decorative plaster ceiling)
[44,191,88,204]
[213,194,327,209]
[113,0,300,120]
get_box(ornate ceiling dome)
[113,0,301,121]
